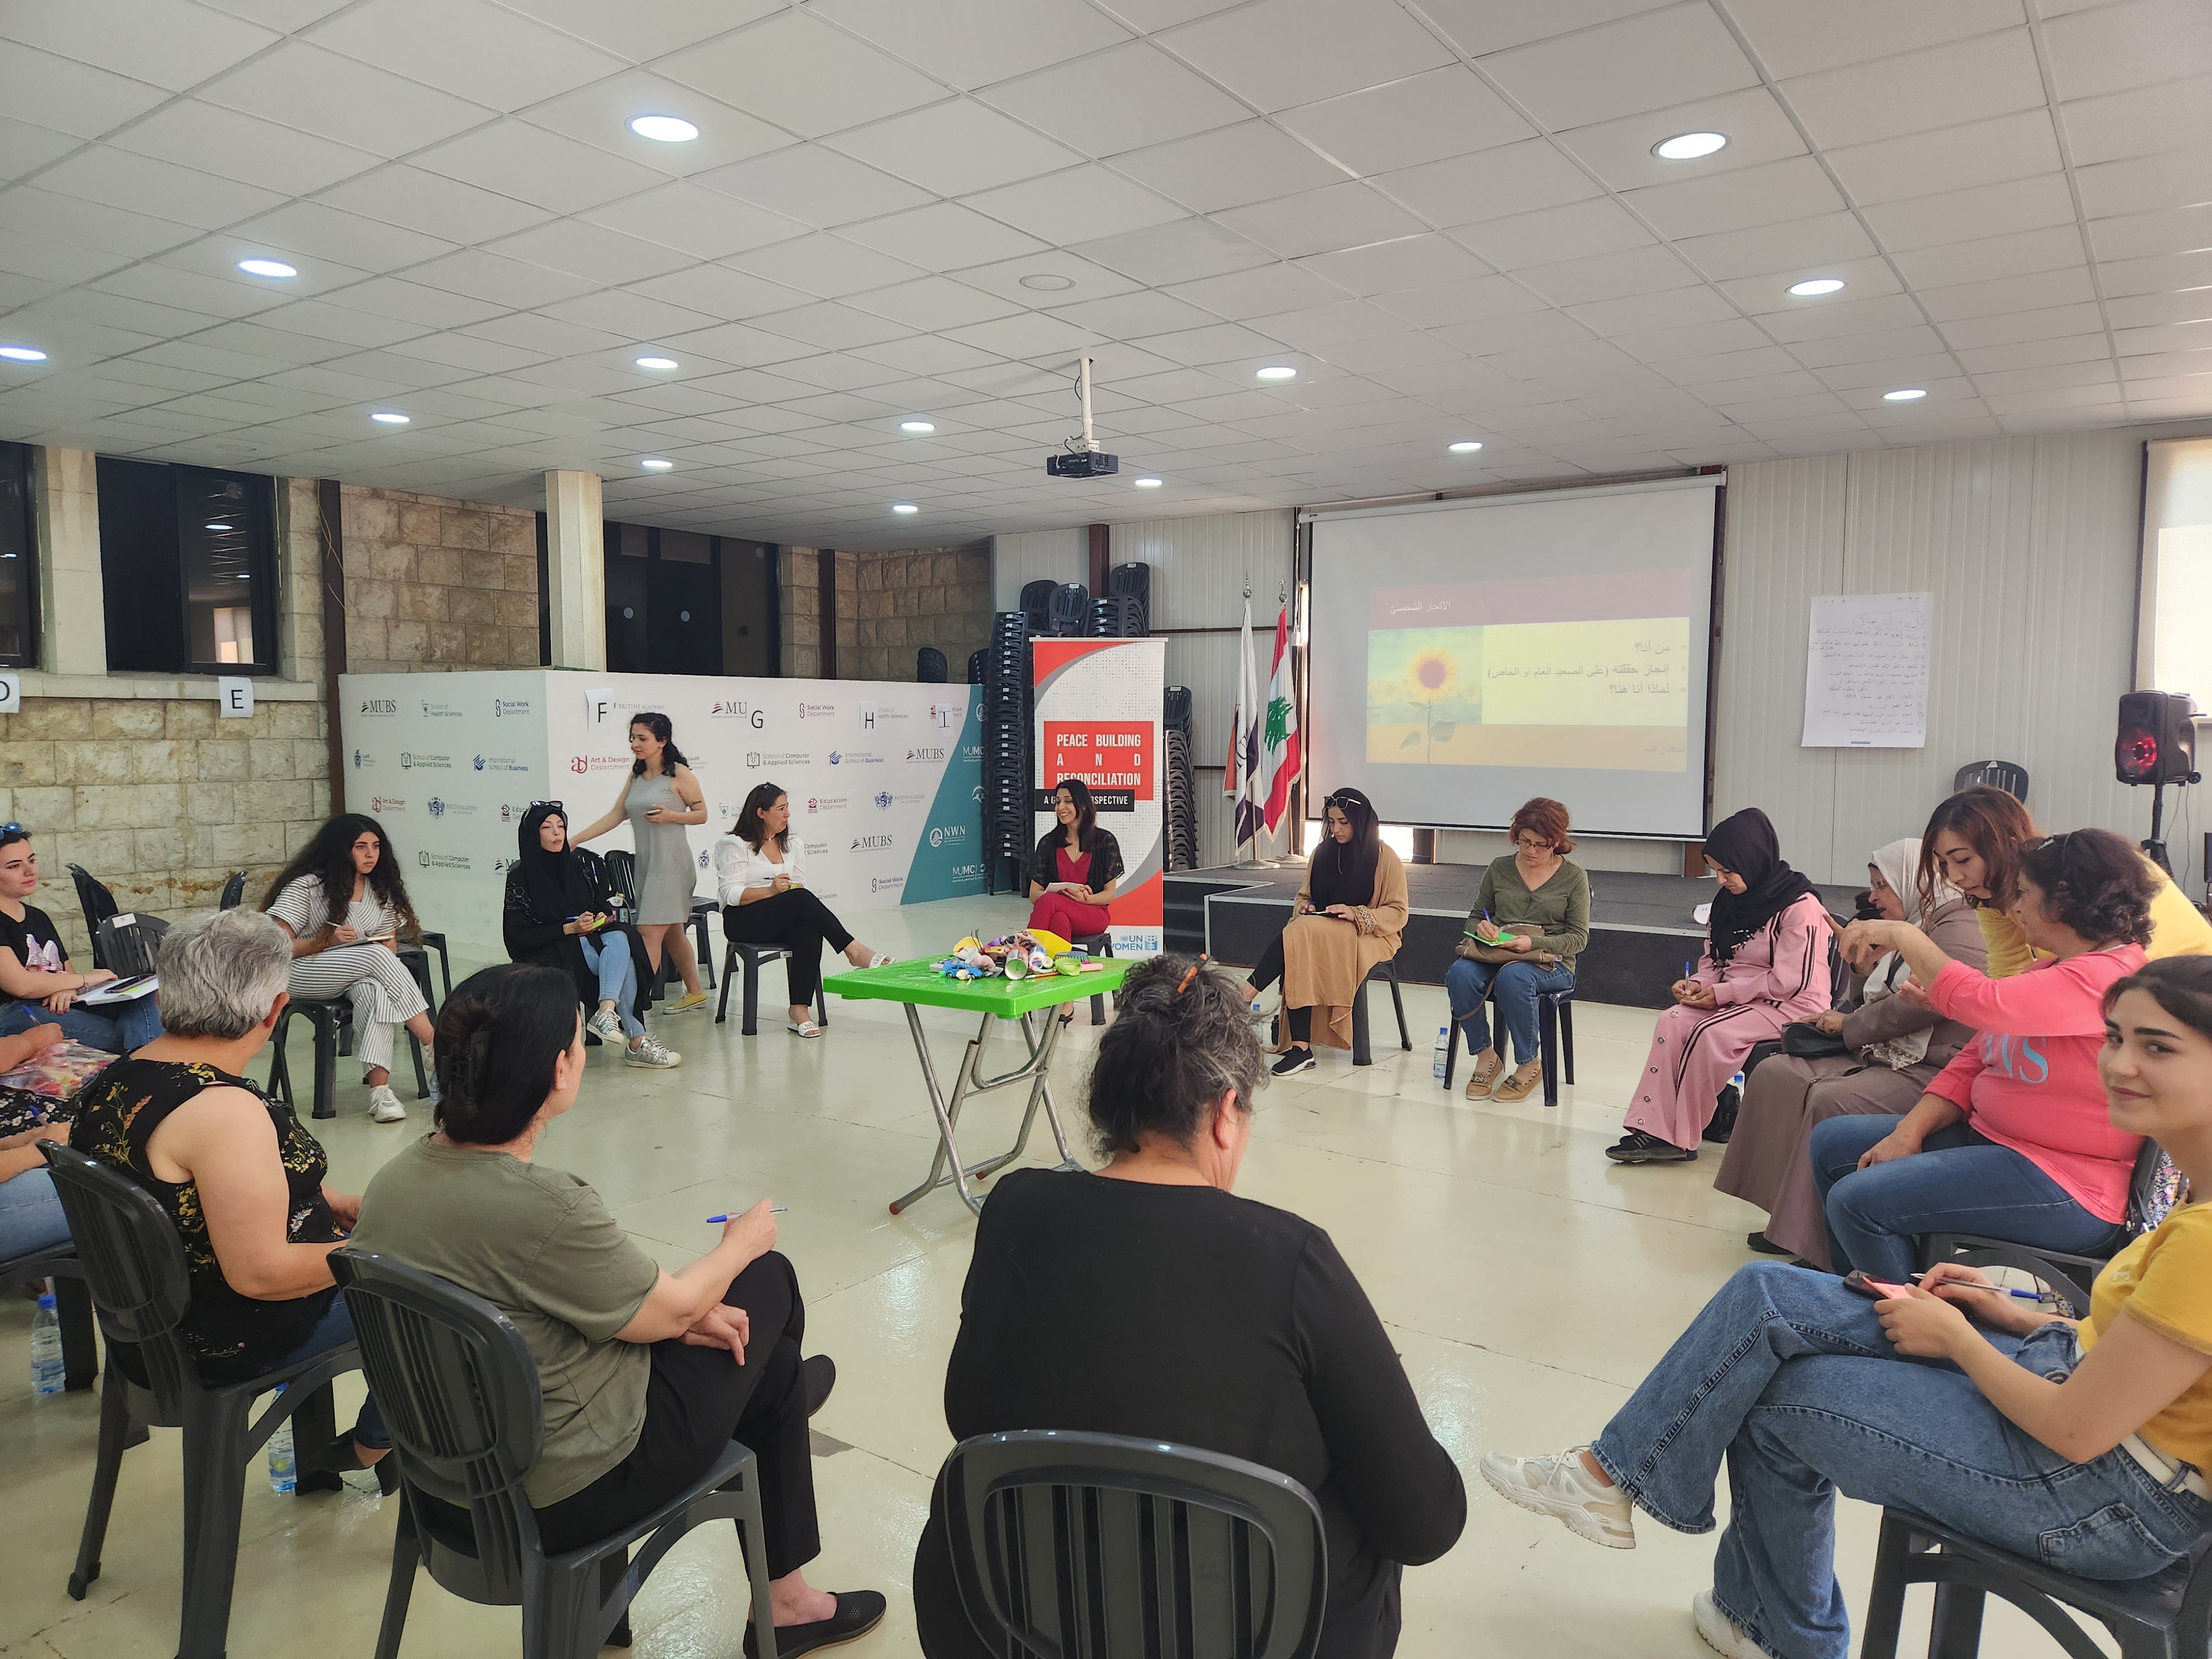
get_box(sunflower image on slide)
[1366,627,1482,764]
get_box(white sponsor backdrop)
[340,670,984,951]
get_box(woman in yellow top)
[1920,785,2212,975]
[1480,953,2212,1659]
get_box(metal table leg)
[890,1003,1082,1217]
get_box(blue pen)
[704,1208,789,1223]
[1913,1272,2044,1301]
[1684,959,1695,979]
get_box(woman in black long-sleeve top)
[912,954,1466,1659]
[501,804,672,1067]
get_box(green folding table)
[828,956,1133,1217]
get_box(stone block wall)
[778,544,990,682]
[340,484,541,674]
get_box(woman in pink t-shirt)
[1811,828,2157,1281]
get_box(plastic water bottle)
[29,1292,64,1397]
[1433,1025,1451,1083]
[267,1386,296,1494]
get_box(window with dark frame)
[599,521,781,677]
[97,457,279,675]
[0,443,38,668]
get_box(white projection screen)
[1306,476,1720,839]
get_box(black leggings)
[723,890,854,1006]
[1247,937,1313,1045]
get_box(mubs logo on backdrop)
[906,747,946,763]
[359,697,398,717]
[852,834,893,852]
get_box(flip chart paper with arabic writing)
[1801,592,1932,749]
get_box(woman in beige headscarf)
[1715,837,1987,1267]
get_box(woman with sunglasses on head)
[1814,827,2158,1282]
[0,825,164,1053]
[503,802,676,1069]
[1236,788,1407,1078]
[1481,953,2212,1659]
[1609,807,1831,1164]
[263,813,438,1124]
[571,712,710,1016]
[1026,778,1123,946]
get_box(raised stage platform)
[1164,861,1861,1010]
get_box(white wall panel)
[1112,509,1296,630]
[990,528,1082,614]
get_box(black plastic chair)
[1441,978,1577,1108]
[328,1248,781,1659]
[1,1242,97,1389]
[1953,760,2030,803]
[66,864,123,972]
[217,870,246,910]
[1861,1508,2212,1658]
[941,1428,1328,1659]
[601,851,713,996]
[93,912,168,981]
[1350,957,1412,1068]
[918,645,949,682]
[41,1142,359,1659]
[267,993,429,1119]
[1069,930,1114,1025]
[716,926,830,1036]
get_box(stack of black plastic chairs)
[1164,685,1198,872]
[980,611,1033,894]
[1093,562,1151,637]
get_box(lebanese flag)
[1259,603,1300,834]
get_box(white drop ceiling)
[0,0,2206,549]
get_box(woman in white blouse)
[712,784,890,1037]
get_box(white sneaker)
[368,1084,407,1123]
[1692,1590,1765,1658]
[585,1008,624,1044]
[1479,1447,1635,1549]
[624,1036,680,1069]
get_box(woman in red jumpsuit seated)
[1027,778,1122,948]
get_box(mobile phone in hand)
[1843,1270,1914,1300]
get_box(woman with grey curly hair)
[910,953,1467,1659]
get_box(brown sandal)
[1463,1050,1504,1099]
[1493,1061,1544,1102]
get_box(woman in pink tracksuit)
[1610,808,1833,1164]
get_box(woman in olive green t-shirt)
[351,963,885,1657]
[1444,798,1590,1102]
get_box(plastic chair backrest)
[40,1142,199,1411]
[1952,760,2029,802]
[219,872,246,910]
[601,849,639,919]
[67,865,122,969]
[942,1429,1328,1659]
[918,646,948,682]
[1019,581,1057,633]
[96,914,167,980]
[1048,583,1092,637]
[330,1249,549,1598]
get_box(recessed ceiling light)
[893,503,920,514]
[1883,388,1928,401]
[1255,365,1297,380]
[634,355,679,371]
[1133,477,1163,488]
[1653,131,1728,161]
[1787,277,1846,296]
[899,420,936,433]
[237,257,297,278]
[369,411,409,424]
[0,345,46,362]
[640,457,674,471]
[629,114,698,143]
[1448,440,1484,453]
[1019,273,1074,291]
[205,521,232,531]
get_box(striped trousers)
[285,943,427,1076]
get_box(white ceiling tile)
[411,122,671,215]
[823,102,1083,197]
[0,229,135,286]
[1752,291,1927,341]
[852,333,1006,374]
[1824,109,2063,206]
[838,202,1049,269]
[962,167,1187,245]
[0,185,200,259]
[940,312,1103,361]
[810,0,1132,90]
[1042,290,1220,337]
[1552,86,1811,194]
[659,13,948,141]
[1566,284,1739,334]
[2060,75,2212,166]
[533,288,723,342]
[1371,273,1550,328]
[2042,0,2212,100]
[97,258,293,317]
[726,233,925,299]
[0,0,278,94]
[1428,308,1593,355]
[749,301,913,349]
[624,263,810,324]
[307,0,627,112]
[1453,197,1654,270]
[951,249,1144,306]
[979,42,1248,158]
[1159,0,1456,111]
[201,41,493,156]
[1069,217,1277,285]
[1787,326,1950,367]
[1296,233,1491,295]
[1274,66,1535,178]
[1780,30,2047,149]
[579,182,810,262]
[1416,0,1677,58]
[1378,138,1602,227]
[1624,154,1847,241]
[483,222,700,288]
[312,166,552,244]
[1673,211,1879,281]
[1916,265,2098,320]
[405,248,599,309]
[2099,248,2212,297]
[1479,4,1763,131]
[108,103,383,200]
[1252,299,1415,347]
[519,72,794,178]
[1933,302,2108,348]
[1890,225,2088,289]
[1165,262,1354,319]
[1956,333,2115,373]
[1511,242,1702,307]
[2088,202,2212,260]
[1724,0,2026,79]
[1112,122,1349,215]
[30,146,285,231]
[2073,143,2212,219]
[494,0,781,61]
[1861,174,2079,253]
[1215,182,1429,259]
[695,145,933,227]
[847,275,1025,330]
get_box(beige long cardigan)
[1281,843,1410,1051]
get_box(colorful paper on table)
[0,1040,120,1100]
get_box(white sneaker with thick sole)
[1479,1447,1635,1549]
[367,1084,407,1123]
[585,1008,624,1044]
[624,1037,680,1068]
[1692,1590,1765,1658]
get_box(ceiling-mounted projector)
[1046,354,1117,478]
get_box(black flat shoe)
[1746,1230,1790,1255]
[744,1590,888,1658]
[300,1431,400,1496]
[1605,1130,1695,1164]
[804,1354,835,1418]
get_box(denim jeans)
[578,936,643,1040]
[1443,956,1574,1065]
[1809,1114,2127,1282]
[1594,1262,2210,1659]
[268,1292,388,1449]
[0,1166,69,1259]
[0,993,163,1054]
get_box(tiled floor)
[0,897,2068,1657]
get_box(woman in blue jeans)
[1482,955,2212,1659]
[0,827,163,1052]
[1444,799,1588,1102]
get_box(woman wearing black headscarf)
[502,804,677,1070]
[1608,807,1832,1164]
[1238,788,1408,1077]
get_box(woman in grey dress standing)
[573,713,710,1015]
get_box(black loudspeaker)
[2116,691,2199,785]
